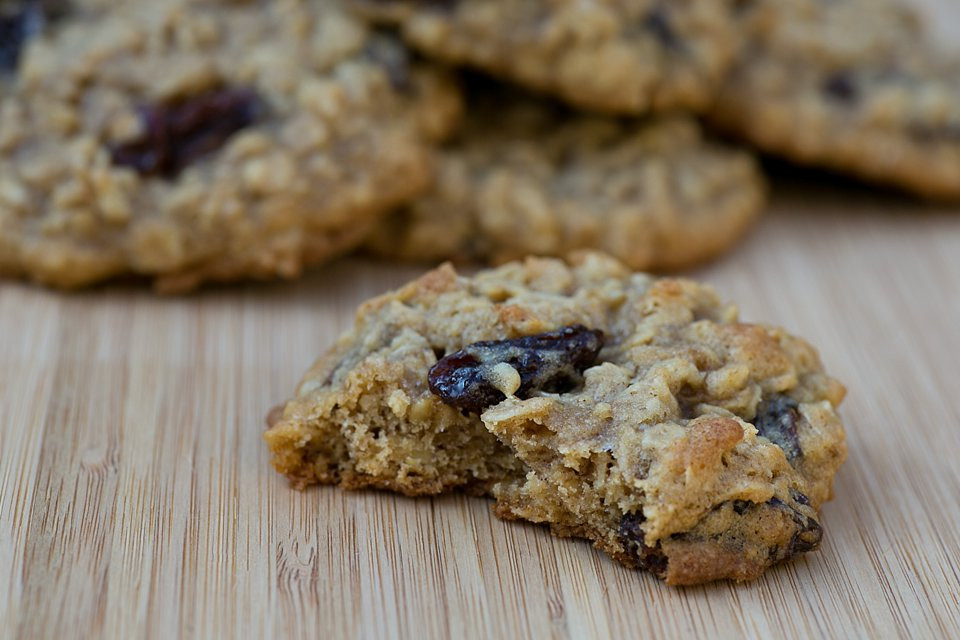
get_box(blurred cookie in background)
[0,0,461,291]
[367,84,766,271]
[710,0,960,200]
[352,0,740,115]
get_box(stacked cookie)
[357,0,960,268]
[712,0,960,199]
[364,0,960,203]
[355,0,771,272]
[0,0,459,290]
[2,0,955,291]
[364,79,766,270]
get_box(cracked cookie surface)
[264,253,847,584]
[366,86,765,270]
[0,0,461,291]
[352,0,739,115]
[710,0,960,199]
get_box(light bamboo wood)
[2,4,960,637]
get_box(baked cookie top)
[264,253,847,584]
[0,0,461,291]
[711,0,960,199]
[366,85,765,270]
[353,0,739,115]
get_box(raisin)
[643,7,679,50]
[618,511,668,577]
[790,521,823,554]
[0,1,44,73]
[427,324,603,414]
[111,87,264,178]
[364,31,411,92]
[769,497,823,555]
[754,394,803,462]
[732,499,751,515]
[823,72,858,103]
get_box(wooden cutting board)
[3,7,960,640]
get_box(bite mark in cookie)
[264,253,848,584]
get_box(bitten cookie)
[264,253,847,585]
[352,0,739,115]
[366,86,765,270]
[710,0,960,199]
[0,0,461,291]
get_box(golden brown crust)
[667,417,744,475]
[264,253,847,584]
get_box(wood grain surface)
[3,7,960,640]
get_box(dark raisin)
[618,511,668,577]
[823,72,858,103]
[427,324,603,414]
[732,500,751,515]
[643,7,679,50]
[754,394,803,462]
[790,519,823,554]
[0,1,44,73]
[364,31,411,93]
[769,497,823,555]
[789,488,811,506]
[111,87,265,178]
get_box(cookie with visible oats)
[352,0,739,115]
[710,0,960,199]
[264,253,848,585]
[366,87,765,269]
[0,0,460,291]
